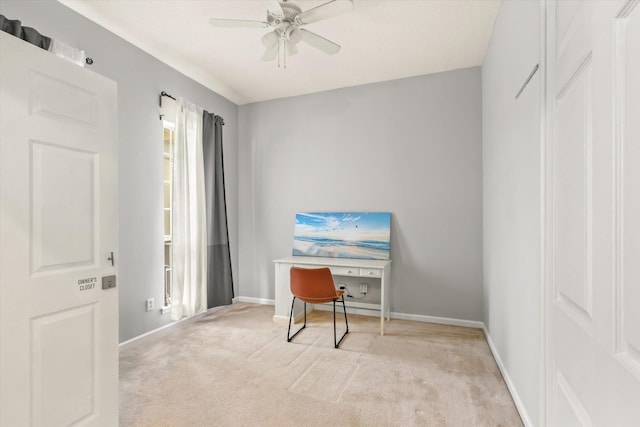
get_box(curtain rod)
[160,91,176,101]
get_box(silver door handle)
[107,252,115,267]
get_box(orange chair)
[287,267,349,348]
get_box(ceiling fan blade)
[300,29,341,55]
[262,46,278,62]
[265,0,284,16]
[261,30,280,49]
[209,18,269,28]
[297,0,354,25]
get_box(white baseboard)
[272,314,290,323]
[235,296,275,305]
[483,326,533,427]
[390,311,484,329]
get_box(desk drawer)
[330,266,360,276]
[360,268,381,278]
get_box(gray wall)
[0,0,240,343]
[482,0,541,425]
[238,68,484,321]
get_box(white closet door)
[0,32,118,426]
[545,0,640,425]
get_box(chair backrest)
[290,267,337,302]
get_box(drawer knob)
[368,271,373,275]
[347,270,353,273]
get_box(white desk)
[274,256,392,335]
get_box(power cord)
[339,284,367,300]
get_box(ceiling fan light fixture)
[287,43,298,56]
[261,30,280,49]
[287,28,303,45]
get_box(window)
[163,121,174,309]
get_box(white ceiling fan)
[209,0,354,66]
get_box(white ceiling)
[59,0,501,105]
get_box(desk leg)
[380,306,390,336]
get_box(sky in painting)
[294,212,391,242]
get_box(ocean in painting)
[292,212,391,260]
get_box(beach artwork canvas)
[292,212,391,260]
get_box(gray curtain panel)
[202,111,234,308]
[0,15,51,49]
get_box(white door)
[0,32,118,426]
[545,0,640,425]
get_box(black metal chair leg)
[334,295,349,348]
[333,299,343,348]
[288,295,348,348]
[342,295,349,333]
[287,297,306,342]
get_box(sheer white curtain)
[170,98,207,320]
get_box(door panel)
[554,54,593,331]
[555,370,592,427]
[31,304,97,426]
[30,71,98,126]
[32,142,97,272]
[0,32,118,426]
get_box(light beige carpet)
[120,303,523,426]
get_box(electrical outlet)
[146,298,154,312]
[338,283,347,290]
[360,284,368,294]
